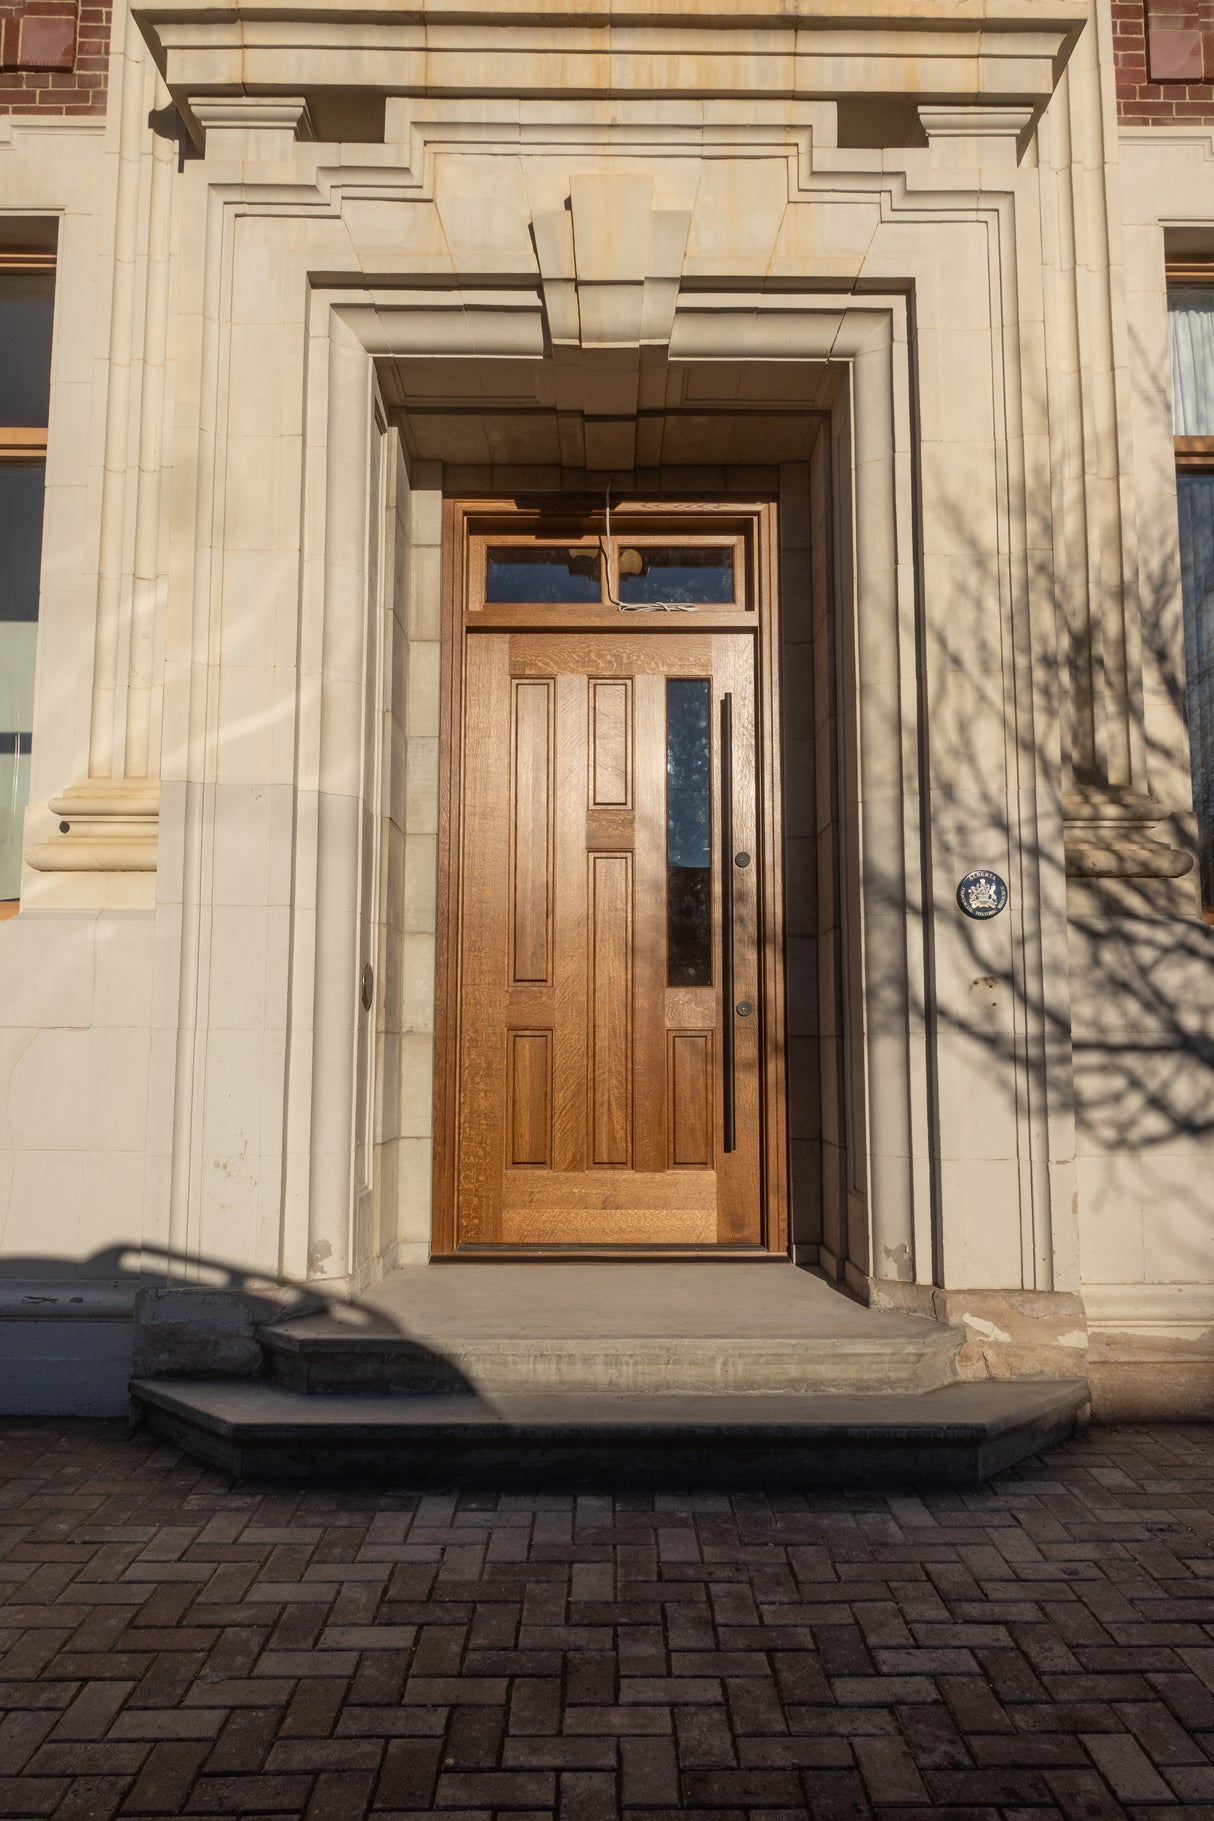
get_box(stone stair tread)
[133,1375,1087,1439]
[255,1266,965,1397]
[258,1322,961,1396]
[278,1264,952,1344]
[129,1375,1090,1486]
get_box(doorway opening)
[432,497,791,1257]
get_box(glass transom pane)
[618,546,734,605]
[485,546,601,603]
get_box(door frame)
[431,493,789,1258]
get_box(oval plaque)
[956,869,1008,920]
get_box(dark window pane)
[0,273,53,427]
[486,545,601,603]
[0,465,45,900]
[619,545,734,605]
[1178,473,1214,908]
[0,467,39,900]
[667,678,712,987]
[0,464,45,623]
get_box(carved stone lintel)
[27,781,159,874]
[533,171,692,351]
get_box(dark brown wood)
[432,496,789,1257]
[1176,436,1214,471]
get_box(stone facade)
[0,0,1210,1417]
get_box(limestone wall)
[0,0,1210,1413]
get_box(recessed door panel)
[510,680,553,985]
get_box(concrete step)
[258,1264,965,1396]
[128,1376,1091,1490]
[259,1317,963,1396]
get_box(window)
[1168,277,1214,917]
[0,256,54,915]
[469,523,748,615]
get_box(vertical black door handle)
[720,692,735,1154]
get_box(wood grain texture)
[553,673,591,1177]
[632,670,670,1176]
[669,1032,713,1167]
[439,497,787,1256]
[590,851,633,1167]
[501,1171,715,1213]
[591,679,632,806]
[511,679,553,984]
[499,1209,716,1243]
[508,1032,552,1167]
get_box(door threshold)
[432,1246,791,1264]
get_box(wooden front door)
[436,503,786,1253]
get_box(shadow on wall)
[0,1242,476,1415]
[868,463,1214,1281]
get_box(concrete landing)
[129,1376,1092,1490]
[260,1264,963,1396]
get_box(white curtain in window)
[1169,287,1214,434]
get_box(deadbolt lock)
[736,1000,754,1017]
[734,851,751,867]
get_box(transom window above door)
[462,508,756,622]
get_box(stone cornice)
[133,0,1087,130]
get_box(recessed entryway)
[432,499,788,1255]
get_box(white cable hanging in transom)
[603,483,699,612]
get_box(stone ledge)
[133,0,1086,118]
[868,1283,1090,1381]
[1084,1284,1214,1419]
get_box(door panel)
[454,629,762,1247]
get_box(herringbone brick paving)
[2,1422,1214,1818]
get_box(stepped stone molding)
[916,103,1034,161]
[141,88,1096,1308]
[189,93,315,153]
[1063,781,1196,915]
[28,781,159,872]
[276,280,927,1292]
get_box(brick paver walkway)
[2,1421,1214,1819]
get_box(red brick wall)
[0,0,110,116]
[1116,0,1214,124]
